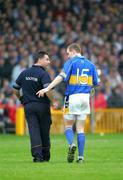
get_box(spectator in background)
[11,59,27,83]
[0,91,16,133]
[1,78,13,99]
[5,97,16,124]
[118,51,123,80]
[107,68,122,90]
[94,89,107,109]
[107,85,123,108]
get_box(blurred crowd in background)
[0,0,123,127]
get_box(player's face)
[66,49,74,58]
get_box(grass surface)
[0,134,123,180]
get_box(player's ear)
[38,58,43,62]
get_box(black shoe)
[43,159,50,162]
[33,158,44,163]
[67,144,76,163]
[76,157,84,163]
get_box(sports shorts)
[63,93,90,121]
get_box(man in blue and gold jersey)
[37,43,100,163]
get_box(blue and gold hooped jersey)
[60,55,100,95]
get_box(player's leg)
[64,115,76,163]
[64,118,75,146]
[63,96,76,162]
[76,114,86,163]
[63,96,75,147]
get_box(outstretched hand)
[36,88,49,97]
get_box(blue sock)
[65,128,74,145]
[77,133,85,157]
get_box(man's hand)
[36,88,49,97]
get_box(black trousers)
[24,102,51,161]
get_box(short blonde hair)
[67,43,81,53]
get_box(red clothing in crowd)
[94,92,107,109]
[5,104,16,124]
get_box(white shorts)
[63,93,90,121]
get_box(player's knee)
[64,125,73,131]
[76,124,84,133]
[64,120,74,128]
[76,129,84,134]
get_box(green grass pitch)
[0,134,123,180]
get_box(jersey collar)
[32,65,45,71]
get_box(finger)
[36,91,39,95]
[38,93,41,97]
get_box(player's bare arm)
[36,74,64,97]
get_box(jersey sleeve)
[92,65,100,86]
[13,73,22,90]
[41,72,51,88]
[59,60,72,82]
